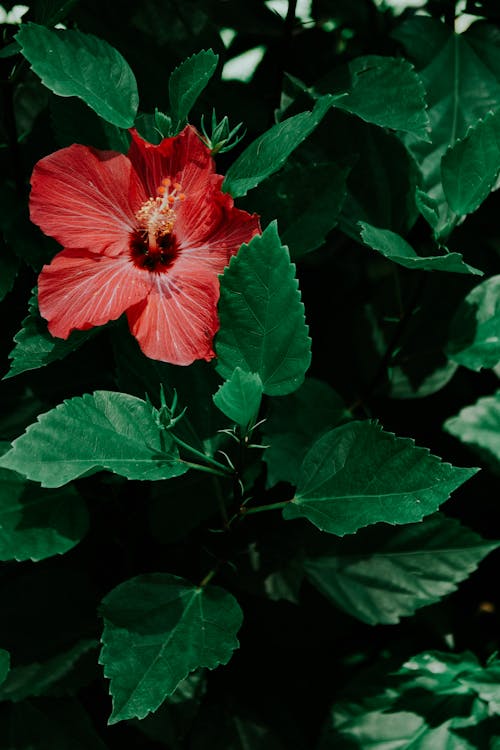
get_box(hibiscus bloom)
[30,125,260,365]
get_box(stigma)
[130,178,185,272]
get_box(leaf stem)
[244,500,290,515]
[171,434,233,476]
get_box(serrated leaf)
[213,368,263,427]
[5,289,96,379]
[0,640,96,702]
[99,573,243,723]
[0,464,88,561]
[283,421,477,535]
[16,23,138,128]
[333,55,430,140]
[304,513,499,625]
[0,391,187,488]
[216,222,311,396]
[263,378,349,487]
[0,650,9,687]
[169,49,218,130]
[223,95,337,197]
[359,221,483,275]
[244,162,348,259]
[442,110,500,215]
[447,275,500,371]
[445,391,500,463]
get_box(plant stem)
[244,500,290,515]
[171,434,233,476]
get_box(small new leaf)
[169,49,219,131]
[213,368,263,428]
[447,275,500,371]
[100,573,243,723]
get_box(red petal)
[38,248,151,339]
[176,185,261,269]
[126,269,220,365]
[30,145,146,256]
[128,125,214,199]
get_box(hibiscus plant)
[2,0,500,747]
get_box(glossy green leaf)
[447,275,500,371]
[100,573,243,723]
[304,513,499,625]
[16,23,138,128]
[334,55,430,140]
[359,222,482,275]
[245,162,348,259]
[283,421,477,535]
[0,391,187,488]
[0,650,9,687]
[216,222,311,395]
[445,391,500,463]
[263,378,349,487]
[0,640,96,701]
[5,290,95,379]
[320,650,492,749]
[169,49,218,129]
[0,465,88,561]
[442,111,500,215]
[213,368,263,427]
[223,95,336,197]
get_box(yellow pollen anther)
[179,193,186,201]
[157,186,166,195]
[162,178,171,186]
[174,182,182,190]
[168,195,175,204]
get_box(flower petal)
[38,248,151,339]
[175,185,261,270]
[126,269,220,365]
[30,145,146,256]
[128,125,214,198]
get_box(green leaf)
[447,275,500,371]
[304,513,499,625]
[0,466,88,561]
[169,49,218,130]
[0,391,187,488]
[333,55,430,141]
[263,378,349,487]
[320,650,492,749]
[359,222,483,275]
[442,110,500,215]
[15,23,138,128]
[213,368,263,427]
[0,640,96,701]
[223,95,336,197]
[243,162,348,259]
[0,650,9,687]
[5,289,96,379]
[283,421,477,535]
[216,222,311,396]
[99,573,243,723]
[445,391,500,464]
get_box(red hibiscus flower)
[30,125,260,365]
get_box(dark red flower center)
[130,178,185,273]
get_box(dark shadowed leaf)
[445,391,500,464]
[16,23,138,127]
[100,573,243,723]
[216,223,311,395]
[304,513,499,624]
[283,421,477,535]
